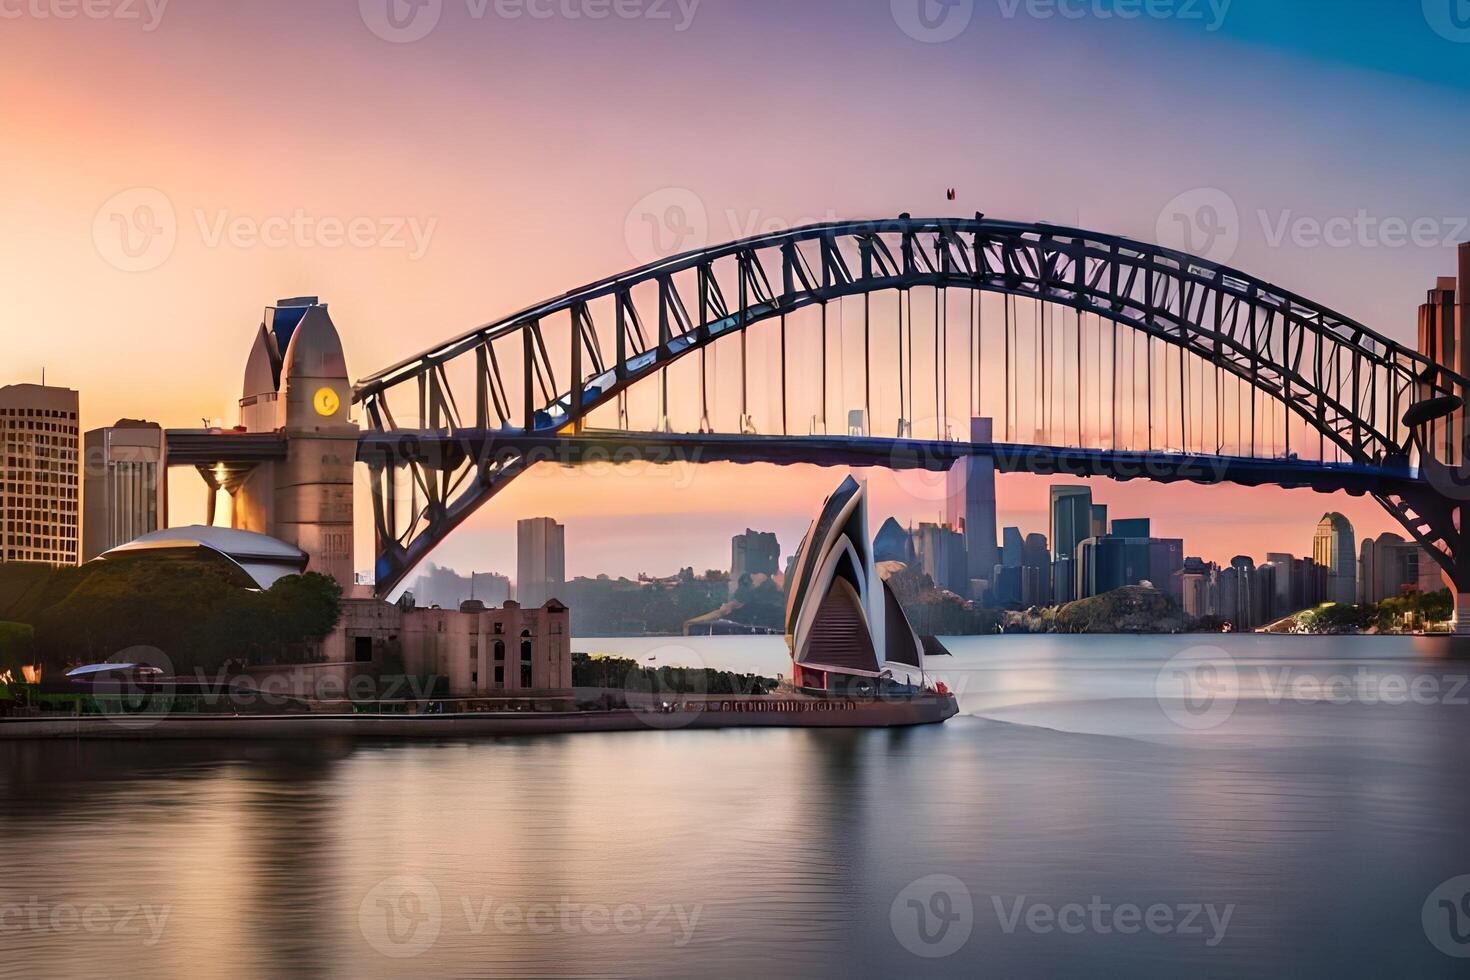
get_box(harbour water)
[3,634,1469,977]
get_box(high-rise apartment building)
[1181,557,1216,619]
[1,383,80,565]
[945,417,999,596]
[912,522,968,594]
[1219,556,1258,630]
[1022,533,1051,607]
[1049,485,1093,602]
[517,517,566,607]
[410,562,512,610]
[1313,513,1357,605]
[1075,528,1183,601]
[82,420,167,560]
[1049,486,1092,562]
[1111,518,1151,539]
[1358,533,1441,605]
[1000,526,1024,569]
[1413,244,1470,465]
[730,528,780,592]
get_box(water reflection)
[2,635,1469,978]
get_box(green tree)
[30,563,344,673]
[0,622,35,676]
[728,579,787,629]
[260,573,343,660]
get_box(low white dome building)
[95,526,310,590]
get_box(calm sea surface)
[4,634,1470,978]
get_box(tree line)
[0,560,342,675]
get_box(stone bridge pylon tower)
[227,297,358,589]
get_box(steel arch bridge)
[354,215,1470,604]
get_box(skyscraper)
[944,417,999,595]
[1416,249,1467,464]
[1074,524,1182,601]
[730,528,780,593]
[1147,538,1185,602]
[1076,535,1149,598]
[517,517,566,607]
[1313,513,1357,605]
[1219,556,1258,630]
[82,420,167,561]
[0,383,80,566]
[1264,551,1295,615]
[1022,532,1051,606]
[1111,518,1151,539]
[1181,557,1217,619]
[1049,485,1092,602]
[1358,533,1439,604]
[1000,526,1024,568]
[1049,486,1093,561]
[411,563,512,609]
[912,523,968,594]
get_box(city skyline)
[394,486,1385,601]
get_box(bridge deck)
[164,430,288,466]
[354,429,1418,497]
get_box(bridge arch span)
[354,215,1469,600]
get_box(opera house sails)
[784,476,928,694]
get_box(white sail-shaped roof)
[785,476,925,687]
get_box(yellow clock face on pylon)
[313,387,341,417]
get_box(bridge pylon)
[1387,449,1470,634]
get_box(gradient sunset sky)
[4,0,1469,583]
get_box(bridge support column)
[1452,594,1470,636]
